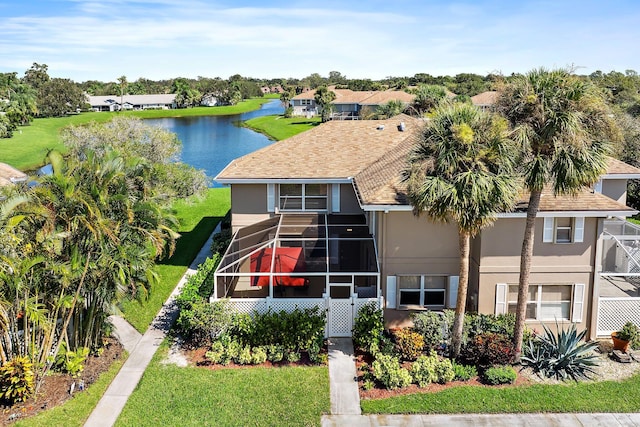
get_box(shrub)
[307,340,323,364]
[434,357,455,384]
[459,332,515,369]
[205,341,225,364]
[482,365,517,385]
[52,343,90,377]
[410,311,446,351]
[237,345,253,365]
[226,340,242,363]
[251,347,267,364]
[352,302,384,354]
[452,362,477,381]
[393,328,424,361]
[617,321,640,349]
[410,352,437,387]
[175,255,220,312]
[247,307,325,352]
[521,323,599,381]
[371,354,412,390]
[211,229,232,257]
[466,313,516,340]
[286,350,301,363]
[176,299,233,347]
[0,357,35,404]
[266,344,284,363]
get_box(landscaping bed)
[2,338,123,425]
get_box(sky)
[1,0,639,83]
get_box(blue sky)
[1,0,639,82]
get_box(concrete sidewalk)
[328,338,361,415]
[84,223,220,427]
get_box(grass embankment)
[0,98,273,171]
[116,344,329,427]
[13,356,125,427]
[120,187,230,333]
[361,372,640,414]
[243,115,321,141]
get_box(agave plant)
[521,323,599,381]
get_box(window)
[507,284,572,320]
[300,99,313,106]
[543,217,584,243]
[397,275,446,309]
[279,184,327,211]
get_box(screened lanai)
[213,214,380,300]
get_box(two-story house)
[213,115,640,338]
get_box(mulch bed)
[354,349,531,401]
[1,338,123,425]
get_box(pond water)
[145,99,283,187]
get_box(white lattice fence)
[597,297,640,336]
[354,298,380,315]
[226,299,269,315]
[227,298,326,316]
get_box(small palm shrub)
[393,328,425,361]
[371,354,412,390]
[459,332,515,369]
[482,365,517,385]
[451,362,477,381]
[0,357,35,404]
[352,302,384,354]
[52,342,90,377]
[521,323,599,381]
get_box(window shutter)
[572,283,585,323]
[386,276,397,309]
[573,217,584,243]
[447,276,459,309]
[495,283,507,315]
[543,217,554,243]
[267,184,275,212]
[331,184,341,213]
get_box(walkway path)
[327,338,361,416]
[84,224,220,427]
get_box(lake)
[145,99,283,187]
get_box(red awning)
[250,247,307,287]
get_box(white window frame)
[278,183,328,212]
[507,284,573,321]
[396,275,447,310]
[543,217,584,244]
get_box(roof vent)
[377,124,385,130]
[398,122,406,132]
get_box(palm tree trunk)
[513,189,542,360]
[451,231,470,358]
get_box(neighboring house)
[290,88,416,120]
[471,91,498,110]
[87,94,177,111]
[0,162,27,187]
[213,115,640,339]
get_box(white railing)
[596,297,640,336]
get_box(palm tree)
[496,67,619,358]
[117,75,127,111]
[404,101,519,357]
[314,86,336,122]
[375,100,407,119]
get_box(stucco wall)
[602,179,627,205]
[230,184,271,231]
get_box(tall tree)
[411,84,448,115]
[37,78,85,117]
[404,102,518,357]
[314,86,336,123]
[117,75,128,110]
[496,67,619,358]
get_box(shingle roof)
[0,163,27,186]
[471,91,498,106]
[216,114,422,180]
[87,94,176,106]
[605,157,640,176]
[291,89,415,106]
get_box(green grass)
[14,355,125,427]
[361,372,640,414]
[120,187,230,333]
[243,115,321,141]
[1,98,272,171]
[116,345,330,427]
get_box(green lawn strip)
[116,344,329,427]
[2,98,272,171]
[361,373,640,414]
[243,115,321,141]
[14,356,125,427]
[120,187,230,333]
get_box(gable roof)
[290,88,416,106]
[216,114,422,181]
[602,157,640,178]
[87,94,176,106]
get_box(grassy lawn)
[1,98,272,171]
[116,345,330,427]
[120,187,230,333]
[361,372,640,414]
[243,115,321,141]
[14,356,125,427]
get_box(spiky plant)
[521,322,599,381]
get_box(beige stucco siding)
[602,179,627,205]
[230,184,271,231]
